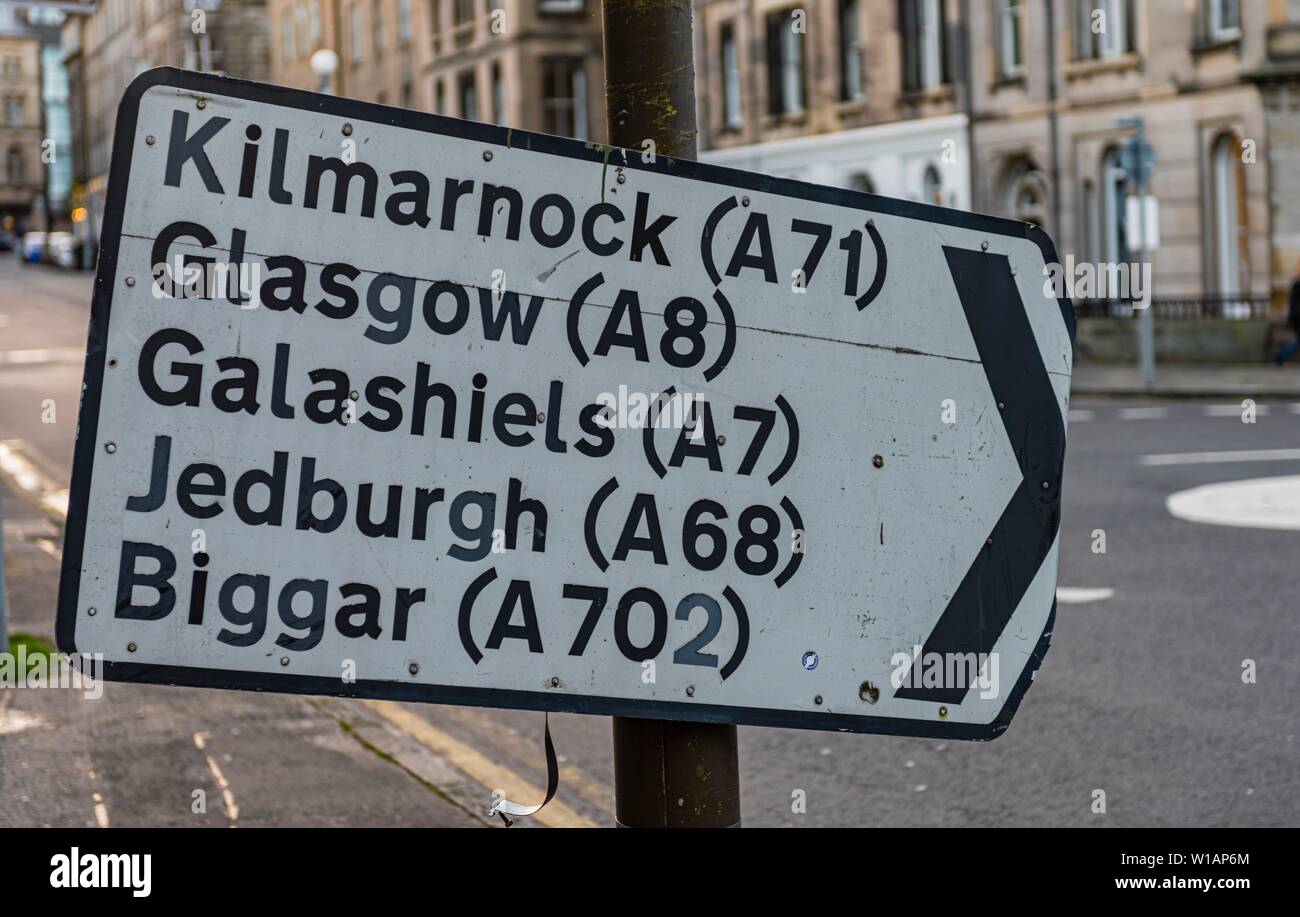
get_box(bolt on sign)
[58,69,1074,739]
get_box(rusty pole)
[601,0,742,828]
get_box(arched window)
[922,164,943,205]
[846,172,875,195]
[998,157,1048,229]
[1100,146,1127,267]
[1209,132,1248,315]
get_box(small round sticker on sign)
[801,651,819,671]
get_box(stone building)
[969,0,1300,318]
[0,4,46,232]
[267,0,606,140]
[60,0,270,256]
[693,0,971,208]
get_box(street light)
[310,49,339,96]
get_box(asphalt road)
[2,257,1297,827]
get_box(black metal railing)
[1073,295,1272,320]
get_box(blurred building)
[0,3,48,234]
[693,0,970,208]
[60,0,270,261]
[266,0,606,140]
[970,0,1300,319]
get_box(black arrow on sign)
[895,245,1067,705]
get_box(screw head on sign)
[1041,480,1051,490]
[536,411,545,423]
[408,663,419,676]
[124,276,135,287]
[342,123,353,136]
[872,454,884,468]
[814,695,824,706]
[196,98,206,110]
[686,685,695,697]
[717,434,726,446]
[980,241,989,251]
[939,706,949,720]
[145,135,155,146]
[280,657,289,667]
[801,651,819,671]
[741,195,750,207]
[127,642,137,653]
[858,681,880,704]
[88,607,97,617]
[550,676,560,687]
[483,149,493,161]
[616,172,626,184]
[104,442,117,454]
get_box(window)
[429,0,441,40]
[349,4,363,62]
[846,173,875,194]
[839,0,863,101]
[453,0,472,25]
[1073,0,1136,60]
[5,146,23,183]
[922,164,943,206]
[1209,133,1248,310]
[541,58,587,138]
[458,69,477,120]
[1100,146,1128,267]
[282,10,296,62]
[373,0,385,54]
[434,78,445,113]
[900,0,947,92]
[720,22,742,128]
[296,5,309,54]
[310,0,322,47]
[3,96,21,127]
[399,0,412,43]
[492,63,505,125]
[765,9,805,116]
[1203,0,1240,43]
[998,0,1025,76]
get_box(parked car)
[45,231,77,268]
[19,231,46,263]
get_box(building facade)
[267,0,606,140]
[60,0,270,257]
[693,0,1300,318]
[693,0,970,208]
[0,4,47,232]
[970,0,1300,315]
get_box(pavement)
[1071,362,1300,398]
[3,258,1298,827]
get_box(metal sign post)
[1119,116,1156,389]
[601,0,741,829]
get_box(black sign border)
[56,68,1075,741]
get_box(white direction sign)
[58,70,1074,738]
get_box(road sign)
[57,69,1074,739]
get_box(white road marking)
[0,440,69,518]
[1056,587,1115,604]
[194,731,240,825]
[0,708,48,735]
[1167,474,1300,531]
[1205,403,1271,417]
[1140,448,1300,467]
[1119,406,1169,420]
[1118,406,1170,420]
[1067,409,1094,422]
[92,791,110,828]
